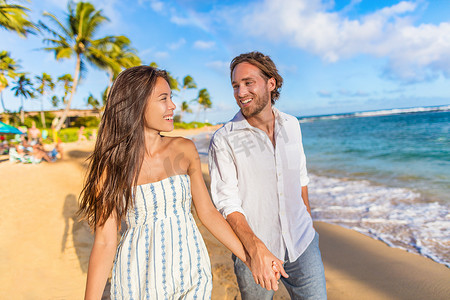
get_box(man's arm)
[302,185,311,217]
[226,212,288,291]
[208,135,286,291]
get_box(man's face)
[231,62,275,118]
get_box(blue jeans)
[233,232,327,300]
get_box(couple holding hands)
[81,51,327,299]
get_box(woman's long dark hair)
[79,66,170,229]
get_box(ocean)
[300,106,449,267]
[192,105,450,267]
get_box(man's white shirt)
[208,107,315,261]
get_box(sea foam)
[309,173,450,267]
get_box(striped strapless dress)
[111,174,212,299]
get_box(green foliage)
[56,127,96,143]
[23,111,56,128]
[86,93,100,109]
[173,114,181,123]
[0,0,37,37]
[35,72,55,95]
[57,127,78,143]
[11,73,35,99]
[0,51,20,88]
[173,121,211,129]
[182,75,197,89]
[197,88,212,109]
[72,116,100,128]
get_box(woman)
[79,66,249,299]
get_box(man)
[208,52,327,299]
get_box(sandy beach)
[1,127,449,299]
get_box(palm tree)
[182,75,196,90]
[57,73,73,106]
[197,88,212,122]
[149,62,180,91]
[35,72,55,128]
[179,101,192,123]
[93,35,141,98]
[39,1,120,131]
[0,0,36,37]
[86,93,100,110]
[11,73,35,124]
[0,50,20,112]
[176,75,197,122]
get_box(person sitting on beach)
[32,142,61,162]
[17,135,33,153]
[208,51,327,299]
[78,126,87,142]
[30,143,54,163]
[11,138,52,164]
[79,66,258,299]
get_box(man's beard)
[240,92,271,118]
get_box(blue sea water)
[299,107,450,267]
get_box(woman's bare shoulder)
[164,136,197,155]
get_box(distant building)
[1,109,100,128]
[22,109,100,118]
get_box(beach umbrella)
[0,121,24,135]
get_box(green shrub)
[58,128,79,143]
[174,121,211,129]
[72,116,100,128]
[23,111,56,128]
[56,127,98,143]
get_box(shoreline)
[1,127,449,299]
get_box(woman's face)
[144,77,176,133]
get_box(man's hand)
[249,240,288,291]
[226,212,288,291]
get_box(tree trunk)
[55,55,81,132]
[20,98,24,124]
[40,99,46,128]
[20,108,24,124]
[0,91,7,112]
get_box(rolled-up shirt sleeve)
[298,124,310,187]
[208,135,246,219]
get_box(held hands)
[248,244,288,291]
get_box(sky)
[1,0,449,123]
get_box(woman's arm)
[84,213,118,300]
[185,140,249,265]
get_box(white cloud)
[150,0,164,12]
[169,38,186,50]
[193,40,216,50]
[206,60,229,75]
[235,0,450,82]
[138,0,164,12]
[154,51,169,59]
[338,89,370,97]
[87,0,124,30]
[170,11,209,31]
[318,90,332,97]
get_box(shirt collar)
[230,106,287,131]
